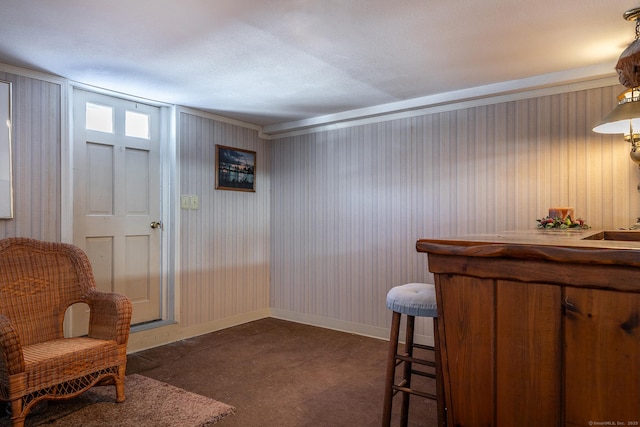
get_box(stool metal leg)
[382,311,402,426]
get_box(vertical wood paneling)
[179,112,270,327]
[2,70,634,346]
[270,84,632,337]
[0,73,60,241]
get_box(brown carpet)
[0,374,235,427]
[127,318,438,426]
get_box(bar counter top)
[416,229,640,268]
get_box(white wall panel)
[270,84,633,341]
[178,112,270,327]
[0,73,61,241]
[1,66,635,349]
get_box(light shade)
[593,88,640,135]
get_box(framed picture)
[215,145,256,192]
[0,80,12,218]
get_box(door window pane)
[86,102,113,133]
[125,110,150,139]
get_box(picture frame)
[215,145,256,192]
[0,80,13,219]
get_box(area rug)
[0,374,235,427]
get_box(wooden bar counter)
[416,229,640,427]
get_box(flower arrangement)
[536,215,590,230]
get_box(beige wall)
[0,72,61,241]
[0,65,631,350]
[269,84,630,343]
[177,111,271,328]
[0,69,272,351]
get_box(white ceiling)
[0,1,637,131]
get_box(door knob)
[150,221,163,229]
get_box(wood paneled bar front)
[416,230,640,427]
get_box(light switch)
[190,195,199,210]
[180,195,190,209]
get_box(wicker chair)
[0,237,132,427]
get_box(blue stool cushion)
[386,283,438,317]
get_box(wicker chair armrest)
[85,290,133,345]
[0,314,25,376]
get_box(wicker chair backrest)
[0,237,96,346]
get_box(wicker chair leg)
[116,376,126,403]
[114,361,127,403]
[10,399,25,427]
[115,379,125,403]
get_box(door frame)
[63,83,178,333]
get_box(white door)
[72,89,162,335]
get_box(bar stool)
[382,283,444,427]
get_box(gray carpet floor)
[126,317,438,426]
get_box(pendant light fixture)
[593,87,640,163]
[593,7,640,165]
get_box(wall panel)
[0,65,634,350]
[178,112,270,327]
[270,84,632,341]
[0,73,61,241]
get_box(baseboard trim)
[270,308,435,347]
[127,307,435,353]
[126,308,271,353]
